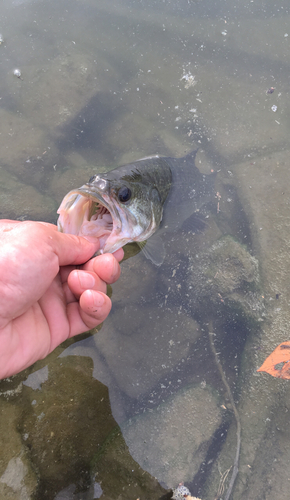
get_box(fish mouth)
[57,184,124,254]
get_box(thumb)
[43,224,101,266]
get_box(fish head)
[57,166,166,255]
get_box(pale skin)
[0,220,124,380]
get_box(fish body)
[57,150,215,265]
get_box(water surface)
[1,1,290,499]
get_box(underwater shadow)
[56,90,127,164]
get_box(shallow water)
[1,0,290,499]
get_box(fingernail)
[78,272,95,289]
[111,258,120,280]
[92,292,105,307]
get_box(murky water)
[1,0,290,499]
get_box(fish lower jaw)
[102,238,130,255]
[100,222,140,253]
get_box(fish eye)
[88,175,96,183]
[117,186,132,203]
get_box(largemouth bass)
[57,150,215,265]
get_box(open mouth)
[81,200,113,240]
[57,191,115,251]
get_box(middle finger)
[67,269,107,300]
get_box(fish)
[57,150,216,266]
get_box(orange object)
[257,341,290,379]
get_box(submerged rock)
[15,356,169,500]
[0,400,37,500]
[95,303,201,398]
[0,165,56,221]
[121,384,223,488]
[91,426,169,500]
[186,235,264,324]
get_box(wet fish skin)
[88,154,173,238]
[57,150,215,265]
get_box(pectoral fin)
[137,235,166,266]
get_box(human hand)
[0,220,123,379]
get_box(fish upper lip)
[75,184,109,207]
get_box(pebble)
[13,68,22,79]
[172,484,191,499]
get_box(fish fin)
[136,155,160,161]
[181,212,208,232]
[161,200,210,233]
[137,236,166,266]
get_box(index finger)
[81,253,122,284]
